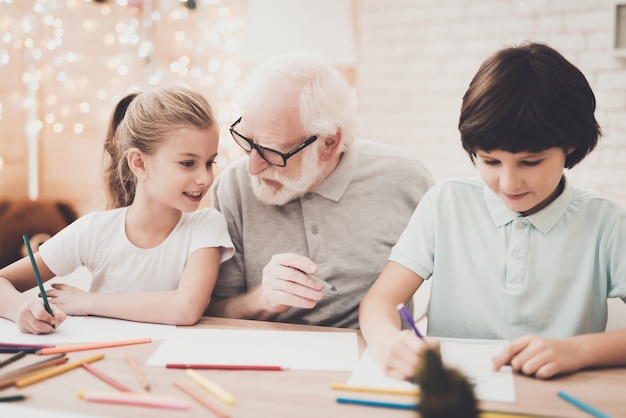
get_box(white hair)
[240,50,357,150]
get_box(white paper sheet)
[347,339,516,403]
[0,315,177,344]
[0,404,107,418]
[146,328,360,371]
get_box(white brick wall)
[357,0,626,205]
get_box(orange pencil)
[173,380,230,418]
[37,338,151,355]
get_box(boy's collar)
[485,176,571,233]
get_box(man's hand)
[256,253,325,314]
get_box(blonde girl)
[0,86,234,334]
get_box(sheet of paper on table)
[146,328,360,371]
[0,404,108,417]
[1,267,176,344]
[0,315,177,344]
[346,338,515,403]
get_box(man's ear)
[127,148,147,178]
[320,129,342,162]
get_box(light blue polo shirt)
[390,177,626,340]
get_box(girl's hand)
[381,330,439,381]
[17,298,66,334]
[492,334,584,379]
[47,283,92,316]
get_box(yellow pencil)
[125,353,150,391]
[331,382,420,396]
[15,353,104,388]
[185,369,236,406]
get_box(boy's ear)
[566,147,576,155]
[320,129,342,162]
[127,148,147,177]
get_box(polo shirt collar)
[484,176,571,233]
[311,142,357,202]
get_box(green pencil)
[22,234,55,322]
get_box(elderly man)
[206,50,434,328]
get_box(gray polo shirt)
[211,139,434,328]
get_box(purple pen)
[396,303,424,339]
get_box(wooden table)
[1,317,625,417]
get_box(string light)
[0,0,245,188]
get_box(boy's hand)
[382,331,439,381]
[492,334,584,379]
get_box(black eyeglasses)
[229,117,319,167]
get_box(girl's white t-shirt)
[39,207,234,293]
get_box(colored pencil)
[82,363,133,392]
[309,274,336,291]
[336,396,418,410]
[0,351,26,369]
[330,382,420,396]
[37,337,151,355]
[0,354,65,378]
[186,369,236,406]
[173,380,231,418]
[77,390,189,410]
[0,347,40,354]
[0,342,55,349]
[397,302,424,339]
[167,363,283,371]
[557,391,611,418]
[0,394,27,402]
[480,412,551,418]
[22,234,55,324]
[0,355,68,389]
[15,353,104,388]
[126,352,150,391]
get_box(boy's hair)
[239,50,358,152]
[103,85,215,209]
[459,42,601,168]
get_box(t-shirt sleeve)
[38,215,90,277]
[389,186,437,280]
[188,208,235,264]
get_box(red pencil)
[166,364,283,371]
[82,363,133,392]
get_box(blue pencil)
[0,347,40,354]
[22,234,55,323]
[557,391,611,418]
[337,397,418,410]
